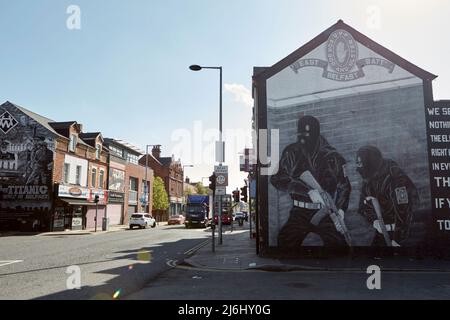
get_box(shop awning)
[60,198,98,206]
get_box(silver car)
[129,213,156,229]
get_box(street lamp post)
[190,64,224,245]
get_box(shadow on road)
[32,236,208,300]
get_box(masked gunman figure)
[271,115,351,247]
[26,138,53,185]
[356,146,418,247]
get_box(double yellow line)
[183,239,210,256]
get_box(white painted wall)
[64,154,88,187]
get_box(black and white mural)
[109,168,125,193]
[0,102,55,229]
[258,22,434,249]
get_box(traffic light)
[232,190,240,203]
[94,194,100,203]
[240,186,248,203]
[209,173,216,192]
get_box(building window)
[91,168,97,188]
[99,170,104,189]
[129,177,138,191]
[75,165,82,185]
[63,163,70,184]
[69,134,77,152]
[96,144,102,160]
[109,145,123,158]
[127,153,139,165]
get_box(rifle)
[299,171,352,246]
[365,197,392,247]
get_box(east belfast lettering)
[324,69,364,81]
[0,185,49,200]
[357,57,395,72]
[290,59,327,73]
[290,58,393,81]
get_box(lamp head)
[189,65,202,71]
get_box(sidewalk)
[183,227,450,272]
[184,228,280,271]
[1,222,171,237]
[38,224,130,236]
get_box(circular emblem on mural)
[326,29,358,74]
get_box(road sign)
[214,165,228,187]
[215,187,226,195]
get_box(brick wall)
[88,162,108,189]
[53,139,68,184]
[123,162,153,224]
[267,85,430,246]
[140,156,184,199]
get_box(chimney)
[75,123,83,133]
[152,145,161,159]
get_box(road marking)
[0,260,23,267]
[184,240,210,256]
[166,260,178,268]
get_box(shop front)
[86,189,108,229]
[107,191,124,225]
[53,184,91,231]
[53,185,108,231]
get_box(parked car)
[168,214,186,225]
[129,213,156,229]
[213,214,232,225]
[234,212,245,226]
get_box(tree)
[195,182,209,195]
[153,176,169,217]
[185,187,194,197]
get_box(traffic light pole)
[218,195,222,245]
[211,189,215,253]
[248,176,252,239]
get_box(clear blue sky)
[1,0,449,190]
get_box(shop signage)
[58,185,90,199]
[53,219,64,228]
[89,189,108,204]
[71,218,82,228]
[108,191,125,203]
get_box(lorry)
[185,195,212,228]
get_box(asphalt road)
[3,222,450,300]
[0,224,211,300]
